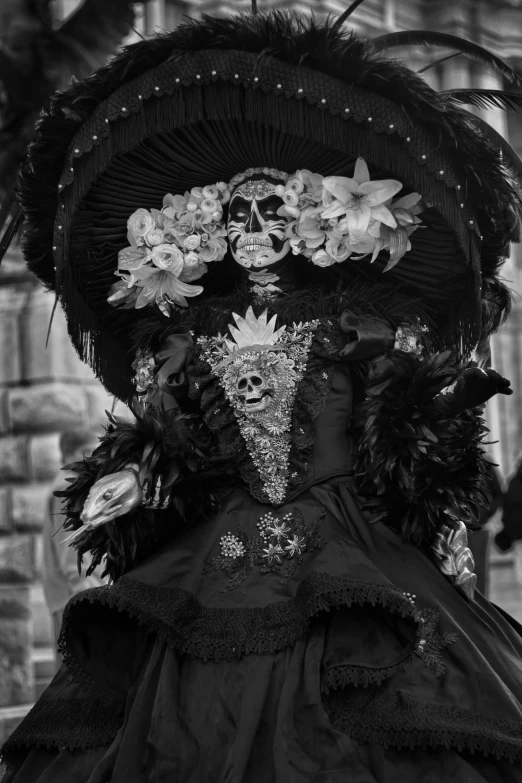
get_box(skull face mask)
[227,178,291,269]
[222,351,295,426]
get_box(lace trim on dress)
[58,571,418,666]
[323,686,522,763]
[188,318,343,505]
[321,606,459,692]
[321,655,414,693]
[1,680,125,754]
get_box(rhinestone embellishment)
[199,308,318,504]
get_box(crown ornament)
[225,307,287,353]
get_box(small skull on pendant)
[236,370,274,413]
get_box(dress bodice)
[301,364,353,487]
[150,312,395,507]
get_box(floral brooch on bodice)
[198,308,319,504]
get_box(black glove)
[436,367,512,413]
[495,530,513,553]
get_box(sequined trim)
[202,509,326,591]
[199,317,319,504]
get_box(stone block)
[11,484,53,532]
[3,384,89,433]
[0,487,12,533]
[0,287,28,386]
[84,385,116,432]
[0,436,28,482]
[0,535,37,584]
[0,585,33,707]
[31,582,54,649]
[28,433,61,481]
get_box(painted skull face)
[227,179,291,269]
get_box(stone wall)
[0,247,112,731]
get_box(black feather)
[353,350,492,545]
[457,108,522,181]
[417,52,461,75]
[56,406,231,582]
[333,0,368,29]
[372,31,522,87]
[441,89,522,113]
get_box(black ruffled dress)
[4,317,522,783]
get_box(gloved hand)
[494,530,513,553]
[436,367,512,413]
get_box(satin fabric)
[6,479,522,782]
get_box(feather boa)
[57,407,229,581]
[353,350,492,544]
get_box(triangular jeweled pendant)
[199,308,318,504]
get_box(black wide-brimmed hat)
[17,11,522,400]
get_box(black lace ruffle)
[2,679,124,755]
[324,686,522,763]
[321,655,414,693]
[59,571,417,665]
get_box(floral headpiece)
[275,158,423,270]
[108,158,422,316]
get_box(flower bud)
[200,198,219,213]
[186,201,198,212]
[274,185,285,197]
[287,177,304,195]
[190,187,203,200]
[183,234,201,250]
[283,190,299,207]
[311,249,335,267]
[202,185,219,200]
[392,208,415,227]
[184,251,200,267]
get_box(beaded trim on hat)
[228,167,289,191]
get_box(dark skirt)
[4,481,522,782]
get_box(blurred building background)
[1,0,522,743]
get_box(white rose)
[283,190,299,207]
[144,227,165,246]
[287,177,304,195]
[151,244,184,275]
[183,234,201,251]
[184,251,200,267]
[127,209,156,246]
[202,185,219,199]
[311,249,336,267]
[200,198,220,214]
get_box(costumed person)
[3,9,522,782]
[42,430,107,664]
